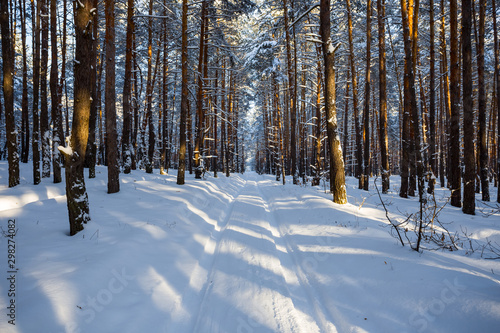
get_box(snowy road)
[191,177,328,333]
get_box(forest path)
[189,174,338,333]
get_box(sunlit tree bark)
[320,0,347,204]
[59,0,94,235]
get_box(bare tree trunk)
[313,47,323,186]
[194,0,208,178]
[320,0,347,204]
[283,0,297,184]
[132,35,139,171]
[493,0,500,203]
[462,0,474,214]
[344,74,350,175]
[401,0,425,250]
[160,2,168,176]
[85,0,98,178]
[346,0,362,189]
[1,0,19,187]
[427,0,437,194]
[122,0,134,174]
[226,71,233,177]
[213,64,219,177]
[20,0,29,164]
[50,0,62,183]
[145,0,155,174]
[60,0,93,235]
[40,0,50,178]
[177,0,188,185]
[449,0,461,207]
[476,0,489,201]
[440,0,451,188]
[362,0,372,191]
[221,61,226,176]
[31,0,41,185]
[378,0,389,193]
[273,73,285,185]
[58,0,67,139]
[105,0,119,193]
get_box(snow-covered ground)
[1,161,499,333]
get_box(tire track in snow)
[257,178,356,333]
[190,177,317,333]
[167,178,248,332]
[256,179,339,333]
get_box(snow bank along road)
[1,164,499,333]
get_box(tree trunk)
[59,0,94,236]
[378,0,389,193]
[58,0,67,139]
[105,0,120,193]
[362,0,372,191]
[440,0,451,189]
[85,0,98,179]
[320,0,347,204]
[449,0,461,207]
[474,0,488,201]
[31,0,41,185]
[313,47,322,186]
[493,0,500,203]
[283,0,297,184]
[50,0,62,183]
[273,73,285,185]
[177,0,188,185]
[0,0,19,187]
[427,0,437,194]
[145,0,155,174]
[20,0,29,164]
[122,0,134,174]
[40,0,50,178]
[226,71,233,177]
[160,2,168,176]
[132,34,139,171]
[346,0,363,189]
[462,0,474,214]
[213,64,219,177]
[401,0,425,250]
[194,0,208,178]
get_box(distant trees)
[250,0,499,214]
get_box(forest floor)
[1,161,500,333]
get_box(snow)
[1,161,500,332]
[58,136,73,157]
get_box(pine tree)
[1,0,19,187]
[177,0,188,185]
[320,0,347,204]
[105,0,119,193]
[59,0,94,235]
